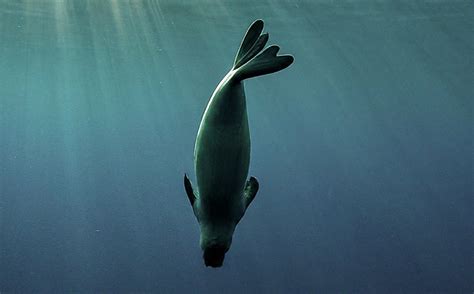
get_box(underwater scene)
[0,0,472,292]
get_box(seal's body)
[184,19,294,267]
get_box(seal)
[184,19,294,267]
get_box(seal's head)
[199,222,235,268]
[203,245,227,267]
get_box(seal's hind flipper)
[235,45,294,81]
[234,33,269,69]
[243,176,259,209]
[233,19,267,69]
[232,20,294,81]
[184,173,197,206]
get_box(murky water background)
[0,1,472,292]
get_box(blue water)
[0,1,472,292]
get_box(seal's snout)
[203,246,227,267]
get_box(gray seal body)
[184,19,294,267]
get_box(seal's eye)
[203,246,227,267]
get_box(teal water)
[0,1,472,292]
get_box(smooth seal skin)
[184,19,294,268]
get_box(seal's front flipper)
[184,173,197,206]
[243,176,259,209]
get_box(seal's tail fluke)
[233,19,294,81]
